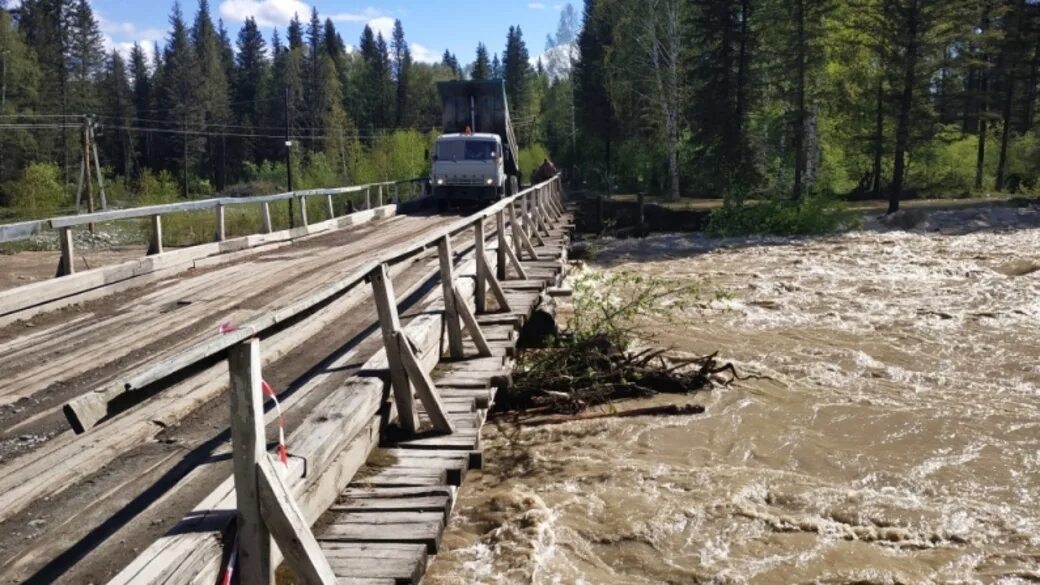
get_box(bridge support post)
[56,227,75,277]
[261,202,273,234]
[148,214,163,256]
[370,264,419,433]
[215,203,226,242]
[474,221,487,313]
[326,194,335,220]
[365,188,372,210]
[437,236,465,359]
[496,211,507,280]
[229,338,338,585]
[377,185,383,207]
[299,197,309,227]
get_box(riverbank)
[425,202,1040,584]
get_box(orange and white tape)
[261,380,289,467]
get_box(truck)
[431,80,521,206]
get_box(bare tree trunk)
[736,0,752,171]
[890,0,920,214]
[975,12,991,192]
[1019,41,1038,134]
[996,75,1015,191]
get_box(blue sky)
[94,0,573,66]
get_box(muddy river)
[426,205,1040,584]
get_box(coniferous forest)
[0,0,1039,221]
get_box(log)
[520,403,705,427]
[517,293,558,349]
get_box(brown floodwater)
[425,205,1040,585]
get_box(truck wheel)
[434,187,450,211]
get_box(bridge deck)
[313,226,570,584]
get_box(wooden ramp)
[312,225,570,585]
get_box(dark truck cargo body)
[433,80,521,204]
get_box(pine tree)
[67,0,104,115]
[128,43,152,170]
[503,26,531,122]
[391,20,412,127]
[473,43,491,80]
[287,13,303,50]
[492,52,502,78]
[161,2,203,195]
[192,0,231,187]
[99,50,134,177]
[233,17,268,167]
[0,10,41,183]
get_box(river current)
[425,204,1040,584]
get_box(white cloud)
[411,42,439,64]
[219,0,310,27]
[366,16,396,38]
[329,7,383,22]
[97,14,163,64]
[528,2,546,8]
[532,42,577,79]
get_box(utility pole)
[285,87,294,228]
[82,116,95,233]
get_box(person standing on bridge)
[534,158,558,183]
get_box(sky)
[93,0,574,66]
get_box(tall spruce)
[473,43,491,80]
[391,20,412,127]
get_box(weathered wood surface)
[0,205,395,322]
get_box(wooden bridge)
[0,176,570,584]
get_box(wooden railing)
[0,177,430,275]
[110,175,565,585]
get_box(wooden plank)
[148,214,163,255]
[228,339,273,584]
[397,331,454,433]
[318,512,444,554]
[330,496,450,515]
[323,555,423,584]
[371,264,418,433]
[481,253,511,311]
[339,486,454,500]
[0,219,44,243]
[474,220,487,313]
[452,283,492,358]
[437,237,464,359]
[57,227,74,277]
[257,457,338,585]
[495,210,507,280]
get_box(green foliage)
[4,163,68,214]
[518,144,549,183]
[705,194,854,237]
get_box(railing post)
[261,202,273,234]
[57,227,74,277]
[298,196,308,226]
[437,237,465,359]
[365,187,372,210]
[474,220,487,313]
[496,210,507,280]
[393,183,400,205]
[228,338,273,585]
[326,194,335,220]
[377,185,383,207]
[215,203,226,242]
[148,214,163,255]
[370,264,419,433]
[507,199,523,257]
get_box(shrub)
[518,144,549,183]
[5,162,68,213]
[706,194,854,237]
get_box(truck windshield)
[437,140,498,161]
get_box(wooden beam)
[57,227,74,277]
[495,211,507,280]
[228,339,274,584]
[370,264,419,433]
[147,214,163,256]
[515,214,540,261]
[501,231,528,280]
[480,254,509,312]
[299,196,309,226]
[215,203,226,242]
[437,237,465,359]
[396,332,454,433]
[261,202,273,233]
[506,202,524,260]
[451,284,492,358]
[257,457,338,585]
[326,194,335,220]
[474,220,487,313]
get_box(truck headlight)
[436,178,445,186]
[485,178,494,186]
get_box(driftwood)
[519,403,705,426]
[517,293,558,349]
